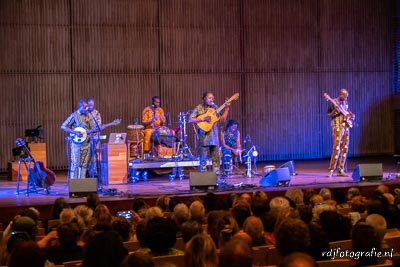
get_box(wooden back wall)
[0,0,396,172]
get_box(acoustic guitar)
[72,118,121,144]
[323,93,355,128]
[197,93,240,132]
[15,138,56,191]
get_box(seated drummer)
[142,96,166,154]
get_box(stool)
[16,157,39,196]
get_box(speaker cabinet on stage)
[279,160,296,176]
[259,167,291,187]
[69,178,98,197]
[189,172,217,191]
[352,163,383,182]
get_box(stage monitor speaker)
[69,178,98,197]
[279,160,296,176]
[259,167,291,187]
[189,172,217,191]
[352,163,383,182]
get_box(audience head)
[285,188,304,206]
[219,239,253,267]
[279,252,318,267]
[145,217,178,256]
[275,218,310,257]
[365,213,387,241]
[184,233,218,267]
[318,211,351,242]
[112,217,133,242]
[231,200,251,229]
[120,251,154,267]
[56,221,81,246]
[156,195,171,212]
[351,222,381,266]
[131,197,149,214]
[8,241,45,267]
[243,216,265,246]
[181,220,204,243]
[145,206,163,221]
[189,200,206,223]
[73,204,93,227]
[269,197,290,211]
[11,215,36,240]
[347,187,361,200]
[173,203,190,226]
[51,197,70,219]
[319,188,332,201]
[82,231,128,267]
[86,192,101,211]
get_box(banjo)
[71,118,121,144]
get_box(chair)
[123,240,141,252]
[62,260,82,267]
[252,245,270,266]
[47,219,60,232]
[328,239,352,252]
[383,235,400,252]
[265,246,281,266]
[316,259,352,267]
[152,254,185,267]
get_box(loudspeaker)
[279,160,296,175]
[259,167,291,187]
[189,172,217,191]
[69,178,98,197]
[352,163,383,182]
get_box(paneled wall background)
[0,0,396,172]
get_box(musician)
[86,97,102,178]
[188,92,229,173]
[221,119,242,170]
[142,96,166,154]
[61,100,95,179]
[327,89,354,177]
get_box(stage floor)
[0,156,399,208]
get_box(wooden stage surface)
[0,155,399,224]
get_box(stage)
[0,155,399,225]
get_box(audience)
[184,233,218,267]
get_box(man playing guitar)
[61,99,97,179]
[188,92,230,173]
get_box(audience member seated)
[275,218,310,258]
[303,188,317,207]
[82,231,128,267]
[86,192,101,212]
[231,200,251,230]
[145,217,183,256]
[219,239,253,267]
[156,195,171,213]
[260,211,277,245]
[351,222,382,266]
[184,233,218,267]
[172,203,190,233]
[8,241,46,267]
[44,221,84,265]
[278,252,318,267]
[347,187,361,201]
[318,210,351,242]
[181,220,204,244]
[51,197,70,220]
[89,204,112,229]
[209,212,238,249]
[269,196,290,212]
[285,188,304,207]
[319,188,336,206]
[242,216,266,246]
[112,217,134,242]
[120,251,154,267]
[73,204,93,229]
[189,200,206,224]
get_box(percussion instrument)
[151,126,178,158]
[263,165,276,175]
[127,124,144,142]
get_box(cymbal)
[127,124,144,130]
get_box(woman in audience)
[351,222,382,266]
[185,233,218,267]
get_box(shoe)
[337,170,349,177]
[327,170,334,178]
